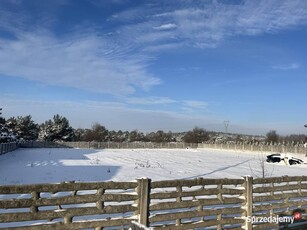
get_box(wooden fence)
[20,141,198,149]
[19,141,307,155]
[199,142,307,155]
[0,180,139,230]
[252,176,307,230]
[0,142,18,155]
[1,176,306,229]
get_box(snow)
[0,148,306,185]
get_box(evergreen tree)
[39,114,74,141]
[129,130,145,142]
[146,130,173,143]
[7,115,39,140]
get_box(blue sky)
[0,0,306,135]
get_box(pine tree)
[39,114,74,141]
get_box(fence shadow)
[183,159,251,179]
[0,148,120,185]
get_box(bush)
[182,127,209,143]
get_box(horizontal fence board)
[252,222,279,230]
[0,193,138,209]
[150,197,244,211]
[153,218,244,229]
[253,201,307,212]
[253,184,307,193]
[0,181,138,194]
[253,193,307,203]
[149,207,244,223]
[150,187,244,200]
[3,218,134,230]
[0,204,137,223]
[151,178,244,188]
[253,176,307,184]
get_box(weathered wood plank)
[253,201,306,212]
[150,187,244,199]
[252,222,279,230]
[0,204,137,222]
[151,178,244,188]
[150,197,244,211]
[0,193,138,209]
[152,218,244,229]
[253,193,307,202]
[253,176,307,184]
[253,184,307,193]
[149,207,244,223]
[1,218,135,229]
[0,181,138,194]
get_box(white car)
[266,153,304,165]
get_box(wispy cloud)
[1,0,307,95]
[182,100,208,109]
[126,96,176,105]
[0,29,160,95]
[153,23,177,30]
[111,0,307,49]
[272,63,300,70]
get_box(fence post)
[137,178,151,227]
[243,176,253,230]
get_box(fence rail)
[0,142,18,155]
[1,176,306,229]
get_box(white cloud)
[182,100,208,109]
[111,0,307,49]
[0,30,160,95]
[126,97,176,105]
[272,63,300,70]
[1,0,307,96]
[153,23,177,30]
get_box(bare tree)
[249,153,274,179]
[266,130,279,143]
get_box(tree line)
[0,113,306,144]
[0,114,211,143]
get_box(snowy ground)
[0,148,306,185]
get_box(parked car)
[266,153,304,165]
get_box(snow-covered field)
[1,148,306,185]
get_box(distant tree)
[266,130,279,143]
[108,130,127,142]
[91,123,108,142]
[129,130,145,142]
[235,134,244,142]
[0,116,5,125]
[39,114,74,141]
[82,123,108,142]
[146,130,173,143]
[0,115,15,143]
[281,134,307,144]
[13,115,39,140]
[5,117,17,132]
[182,127,210,143]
